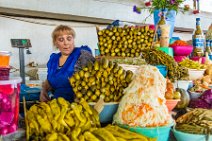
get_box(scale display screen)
[11,39,31,48]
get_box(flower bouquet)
[133,0,189,37]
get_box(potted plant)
[133,0,190,37]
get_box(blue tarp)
[20,84,40,101]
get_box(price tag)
[94,95,104,114]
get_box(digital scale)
[11,39,32,84]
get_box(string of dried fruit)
[141,49,189,81]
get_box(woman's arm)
[40,79,52,102]
[74,49,95,72]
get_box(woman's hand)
[40,90,50,102]
[40,80,52,102]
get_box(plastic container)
[172,128,212,141]
[174,56,187,63]
[0,77,22,135]
[190,57,206,64]
[20,84,40,102]
[0,67,10,80]
[165,99,180,112]
[174,80,192,90]
[154,9,176,38]
[160,37,170,47]
[89,102,119,124]
[37,68,47,82]
[0,51,11,67]
[209,55,212,60]
[188,69,205,80]
[119,121,174,141]
[160,25,170,37]
[156,65,168,77]
[171,45,193,56]
[159,47,174,57]
[188,91,202,100]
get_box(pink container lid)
[0,77,22,87]
[171,45,193,56]
[190,57,206,64]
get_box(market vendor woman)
[40,25,95,102]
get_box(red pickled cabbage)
[200,89,212,104]
[189,99,211,109]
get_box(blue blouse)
[47,46,93,102]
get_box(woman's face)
[55,34,75,56]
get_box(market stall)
[1,1,212,141]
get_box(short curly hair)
[52,25,76,46]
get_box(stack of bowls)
[173,80,192,90]
[187,69,205,81]
[89,102,119,124]
[171,45,193,63]
[172,128,212,141]
[165,99,180,112]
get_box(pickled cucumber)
[70,58,133,102]
[97,25,154,57]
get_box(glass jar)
[0,67,10,80]
[0,77,22,135]
[0,51,12,67]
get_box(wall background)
[0,16,99,68]
[0,0,211,69]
